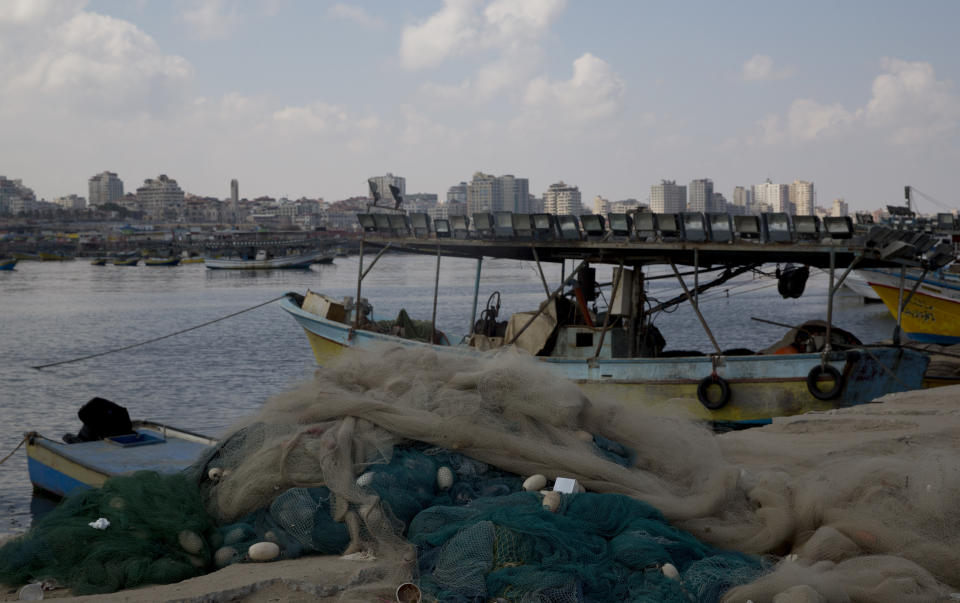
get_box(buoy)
[775,345,799,355]
[17,583,43,601]
[355,472,375,487]
[223,527,248,545]
[396,582,422,603]
[248,541,280,562]
[437,466,454,490]
[542,491,562,513]
[178,530,204,555]
[213,546,239,568]
[208,467,224,482]
[661,562,679,580]
[523,474,547,492]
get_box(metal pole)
[825,249,835,354]
[469,257,483,336]
[360,243,392,280]
[353,231,365,330]
[430,244,441,344]
[591,260,625,363]
[830,255,863,295]
[670,261,722,355]
[531,245,551,297]
[694,249,699,306]
[894,266,906,345]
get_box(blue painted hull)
[26,423,217,498]
[0,259,17,270]
[279,297,930,423]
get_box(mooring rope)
[0,433,32,465]
[32,295,287,370]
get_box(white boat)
[204,248,325,270]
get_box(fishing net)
[3,343,958,601]
[0,471,212,595]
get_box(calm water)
[0,255,896,537]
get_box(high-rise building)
[732,186,751,213]
[54,194,86,210]
[832,198,848,217]
[0,176,36,215]
[753,179,790,213]
[650,180,686,213]
[88,171,124,207]
[789,180,814,216]
[136,174,185,222]
[230,178,240,225]
[466,172,530,214]
[712,192,727,213]
[446,182,467,203]
[368,173,406,207]
[593,195,609,215]
[687,179,714,212]
[543,181,583,215]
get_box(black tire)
[807,364,844,400]
[697,375,731,410]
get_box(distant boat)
[144,257,181,266]
[0,258,17,270]
[39,251,75,261]
[839,270,882,302]
[90,258,108,266]
[25,398,217,498]
[112,256,139,266]
[313,254,335,265]
[179,251,205,264]
[12,252,40,261]
[204,248,325,270]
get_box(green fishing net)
[0,471,212,595]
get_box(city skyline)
[1,1,959,213]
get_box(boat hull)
[144,258,181,266]
[0,258,17,270]
[26,422,217,498]
[204,250,324,270]
[863,269,960,345]
[280,297,929,424]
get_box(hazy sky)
[2,0,959,212]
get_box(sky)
[1,0,959,213]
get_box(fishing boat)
[90,257,108,266]
[835,269,882,302]
[281,210,950,426]
[0,258,17,270]
[861,267,960,344]
[179,251,205,264]
[144,256,181,266]
[204,248,325,270]
[112,255,140,266]
[38,251,75,261]
[26,398,217,499]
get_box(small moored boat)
[0,258,17,270]
[26,397,217,498]
[144,256,181,266]
[90,257,108,266]
[112,255,140,266]
[204,248,324,270]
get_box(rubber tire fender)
[806,364,844,401]
[697,374,731,411]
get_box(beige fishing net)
[197,342,959,601]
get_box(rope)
[32,295,287,370]
[0,433,32,465]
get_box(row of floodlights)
[357,211,860,244]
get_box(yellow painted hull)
[27,440,110,490]
[871,281,960,343]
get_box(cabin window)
[575,332,594,347]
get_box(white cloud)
[741,54,793,81]
[750,58,960,146]
[327,3,384,29]
[2,8,192,116]
[523,53,625,123]
[180,0,242,39]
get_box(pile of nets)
[0,472,212,595]
[3,342,959,601]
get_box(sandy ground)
[4,384,959,602]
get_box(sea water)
[0,255,896,537]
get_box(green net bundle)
[0,471,212,595]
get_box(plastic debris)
[88,518,110,530]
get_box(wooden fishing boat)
[204,248,324,270]
[144,256,181,266]
[26,412,217,499]
[0,258,17,270]
[281,210,951,426]
[90,257,108,266]
[112,256,140,266]
[862,267,960,344]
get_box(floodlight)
[580,214,606,238]
[473,213,494,237]
[493,211,515,238]
[823,216,854,239]
[372,213,392,232]
[855,213,874,225]
[357,213,377,232]
[409,212,431,237]
[434,218,451,238]
[927,243,956,269]
[512,213,533,239]
[734,215,762,241]
[763,213,793,243]
[531,213,558,240]
[607,213,633,237]
[387,213,409,235]
[681,212,707,242]
[793,215,821,241]
[707,213,733,243]
[937,213,957,231]
[557,215,582,240]
[880,240,916,261]
[450,214,470,238]
[655,213,682,241]
[633,212,657,241]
